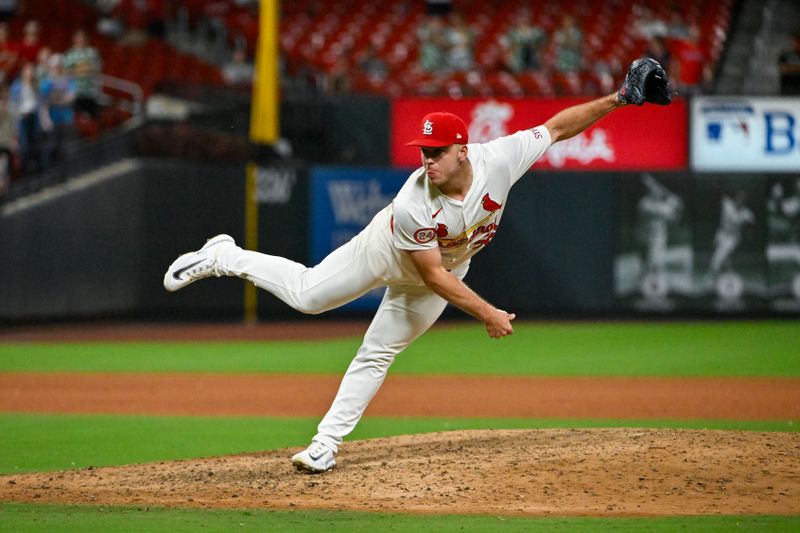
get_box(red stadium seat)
[11,0,733,100]
[553,72,583,96]
[518,71,555,97]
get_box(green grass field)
[1,504,799,532]
[1,321,798,376]
[1,321,798,531]
[1,413,793,474]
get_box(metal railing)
[2,75,146,202]
[98,73,145,118]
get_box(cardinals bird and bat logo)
[481,193,502,211]
[436,193,504,248]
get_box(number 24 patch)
[414,228,436,243]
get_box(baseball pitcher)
[709,191,754,276]
[638,174,683,274]
[164,58,672,473]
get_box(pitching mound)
[2,428,798,516]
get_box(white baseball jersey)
[391,126,552,271]
[207,124,553,455]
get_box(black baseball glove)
[617,57,673,106]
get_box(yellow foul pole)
[245,0,279,323]
[250,0,279,144]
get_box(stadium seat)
[11,0,733,102]
[518,71,555,97]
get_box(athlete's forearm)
[422,268,495,321]
[407,248,513,338]
[543,93,624,144]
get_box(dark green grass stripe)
[1,322,797,376]
[0,414,795,474]
[1,504,798,532]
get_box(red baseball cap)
[405,112,469,147]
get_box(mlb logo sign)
[692,97,800,171]
[705,119,750,143]
[701,101,753,144]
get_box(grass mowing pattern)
[0,413,795,474]
[0,322,798,376]
[1,504,799,532]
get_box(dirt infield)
[2,373,799,420]
[2,429,798,516]
[1,322,799,517]
[1,372,799,516]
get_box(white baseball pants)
[217,213,463,453]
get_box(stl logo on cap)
[406,112,469,147]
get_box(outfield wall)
[0,159,617,321]
[0,159,306,322]
[1,158,798,321]
[2,94,799,321]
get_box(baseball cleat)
[163,234,235,292]
[291,441,336,473]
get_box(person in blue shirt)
[39,53,76,165]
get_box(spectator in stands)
[671,24,711,94]
[9,63,46,172]
[358,44,389,83]
[445,12,474,72]
[502,10,546,73]
[0,85,16,196]
[39,54,76,164]
[551,14,583,95]
[222,47,254,89]
[778,33,800,96]
[325,55,351,95]
[16,20,41,66]
[590,56,616,95]
[665,8,689,40]
[33,46,51,83]
[96,0,125,40]
[115,0,152,46]
[417,15,447,72]
[645,36,672,74]
[632,5,668,40]
[553,14,584,74]
[0,23,18,84]
[64,30,103,119]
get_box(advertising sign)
[310,167,407,310]
[614,173,694,311]
[692,175,768,312]
[767,176,800,311]
[691,97,800,171]
[392,98,688,171]
[614,173,792,313]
